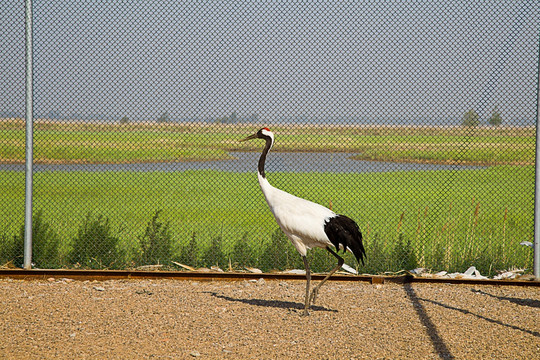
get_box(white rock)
[472,269,488,279]
[494,268,525,280]
[520,241,533,248]
[464,266,476,276]
[494,272,516,280]
[282,269,306,275]
[136,264,164,271]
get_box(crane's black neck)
[258,136,273,179]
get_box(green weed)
[8,210,62,268]
[178,232,200,268]
[136,210,173,265]
[70,212,124,269]
[230,232,257,269]
[259,228,303,272]
[201,234,227,268]
[0,230,19,267]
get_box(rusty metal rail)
[0,269,538,286]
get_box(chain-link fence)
[1,1,539,276]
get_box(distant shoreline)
[1,118,534,166]
[0,151,531,167]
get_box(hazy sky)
[2,1,539,124]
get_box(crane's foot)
[301,308,310,316]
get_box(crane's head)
[240,128,274,178]
[239,127,274,145]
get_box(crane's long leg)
[309,247,344,306]
[302,256,311,316]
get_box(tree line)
[462,106,503,127]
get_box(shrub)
[364,233,386,274]
[391,234,417,271]
[30,210,62,268]
[137,210,173,265]
[178,232,199,268]
[70,212,123,269]
[259,228,303,271]
[428,240,447,271]
[0,230,19,267]
[10,210,62,268]
[231,232,256,269]
[201,234,226,268]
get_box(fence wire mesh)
[1,1,539,276]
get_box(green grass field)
[0,165,534,275]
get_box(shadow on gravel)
[207,292,338,313]
[418,296,540,338]
[403,284,455,360]
[471,289,540,309]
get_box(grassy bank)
[0,165,534,275]
[0,119,535,165]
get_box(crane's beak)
[239,133,258,142]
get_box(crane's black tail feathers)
[324,215,366,266]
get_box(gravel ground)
[0,277,538,359]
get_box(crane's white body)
[258,173,336,257]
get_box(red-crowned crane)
[240,127,366,316]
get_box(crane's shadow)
[206,292,337,313]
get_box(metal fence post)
[534,32,540,280]
[24,0,34,270]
